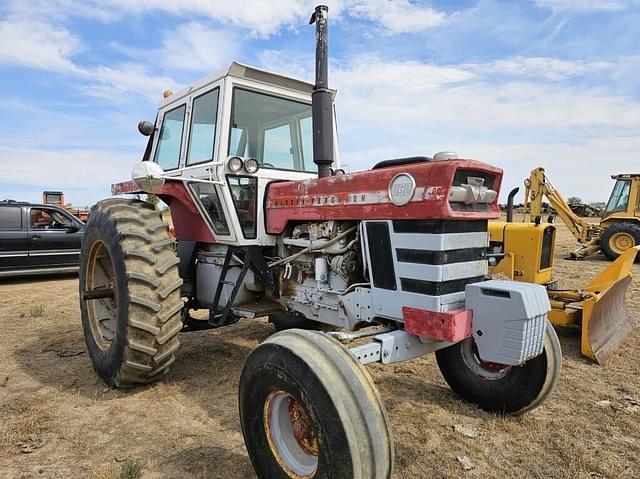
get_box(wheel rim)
[609,232,635,255]
[85,240,118,351]
[460,339,510,380]
[263,390,319,478]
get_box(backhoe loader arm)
[524,167,600,244]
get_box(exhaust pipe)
[506,187,519,223]
[310,5,334,178]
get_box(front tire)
[239,329,393,479]
[600,222,640,260]
[435,323,562,414]
[79,199,183,388]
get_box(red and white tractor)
[79,6,562,478]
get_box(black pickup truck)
[0,200,85,277]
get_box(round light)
[333,168,346,176]
[131,161,165,193]
[244,158,260,174]
[388,172,416,206]
[228,156,244,172]
[433,151,458,161]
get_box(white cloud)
[0,18,83,73]
[293,55,640,201]
[348,0,446,34]
[535,0,639,12]
[159,22,239,71]
[4,0,308,36]
[474,56,612,81]
[0,146,138,205]
[99,0,312,37]
[113,22,240,73]
[3,0,119,22]
[4,0,448,37]
[78,64,178,103]
[0,14,180,104]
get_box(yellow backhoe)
[524,167,640,260]
[490,187,639,364]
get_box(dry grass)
[29,303,44,317]
[119,459,145,479]
[0,222,639,478]
[0,399,51,452]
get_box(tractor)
[524,167,640,260]
[79,7,562,478]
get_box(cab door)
[27,207,84,267]
[0,206,28,271]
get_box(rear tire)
[435,323,562,414]
[79,199,183,388]
[600,222,640,260]
[239,329,393,479]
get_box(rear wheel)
[79,199,183,388]
[435,323,561,414]
[600,222,640,260]
[239,329,393,479]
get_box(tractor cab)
[602,173,640,221]
[130,62,339,246]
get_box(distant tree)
[567,196,582,205]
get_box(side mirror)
[138,121,156,136]
[66,225,80,233]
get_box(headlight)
[244,158,260,174]
[228,156,244,172]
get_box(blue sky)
[1,0,639,206]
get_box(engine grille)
[363,219,489,320]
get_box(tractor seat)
[371,156,432,170]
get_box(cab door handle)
[31,234,41,240]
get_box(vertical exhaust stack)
[506,187,520,223]
[310,5,334,178]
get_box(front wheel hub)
[264,390,319,478]
[462,340,510,380]
[611,232,635,254]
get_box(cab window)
[155,104,186,170]
[226,176,258,239]
[604,180,631,215]
[30,209,72,229]
[187,89,220,165]
[188,183,230,235]
[228,88,314,172]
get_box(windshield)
[228,88,314,172]
[604,179,631,215]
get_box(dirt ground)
[1,220,639,479]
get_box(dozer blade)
[580,246,640,364]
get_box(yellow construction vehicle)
[524,167,640,260]
[490,191,638,363]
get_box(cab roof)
[159,62,333,108]
[611,174,640,179]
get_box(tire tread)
[81,199,183,389]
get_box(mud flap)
[583,276,634,364]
